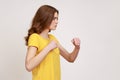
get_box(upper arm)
[25,46,37,64]
[26,33,39,62]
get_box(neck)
[40,29,50,39]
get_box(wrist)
[44,46,51,53]
[75,45,80,49]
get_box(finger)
[74,38,80,45]
[71,39,74,43]
[73,38,78,45]
[76,38,80,44]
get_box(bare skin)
[25,12,80,72]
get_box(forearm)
[69,46,80,62]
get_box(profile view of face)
[49,12,58,30]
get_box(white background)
[0,0,120,80]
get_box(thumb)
[71,38,75,44]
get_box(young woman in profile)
[25,5,80,80]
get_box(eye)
[53,17,58,20]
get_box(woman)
[25,5,80,80]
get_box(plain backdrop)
[0,0,120,80]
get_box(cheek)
[50,21,55,26]
[49,20,56,28]
[49,23,54,28]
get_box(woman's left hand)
[71,38,80,49]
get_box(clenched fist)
[71,38,80,49]
[47,40,57,51]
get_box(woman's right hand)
[47,40,57,51]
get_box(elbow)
[68,58,75,63]
[25,64,32,72]
[68,61,74,63]
[67,55,76,63]
[26,67,32,72]
[68,60,75,63]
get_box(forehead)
[54,12,58,17]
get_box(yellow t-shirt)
[28,33,61,80]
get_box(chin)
[53,28,56,30]
[50,26,57,30]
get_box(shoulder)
[49,34,56,39]
[29,33,39,38]
[28,33,40,48]
[28,33,40,42]
[49,34,59,43]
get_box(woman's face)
[49,12,58,30]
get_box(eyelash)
[53,17,58,20]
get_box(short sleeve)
[28,33,39,48]
[49,34,59,43]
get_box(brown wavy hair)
[25,5,59,46]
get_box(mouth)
[55,25,57,27]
